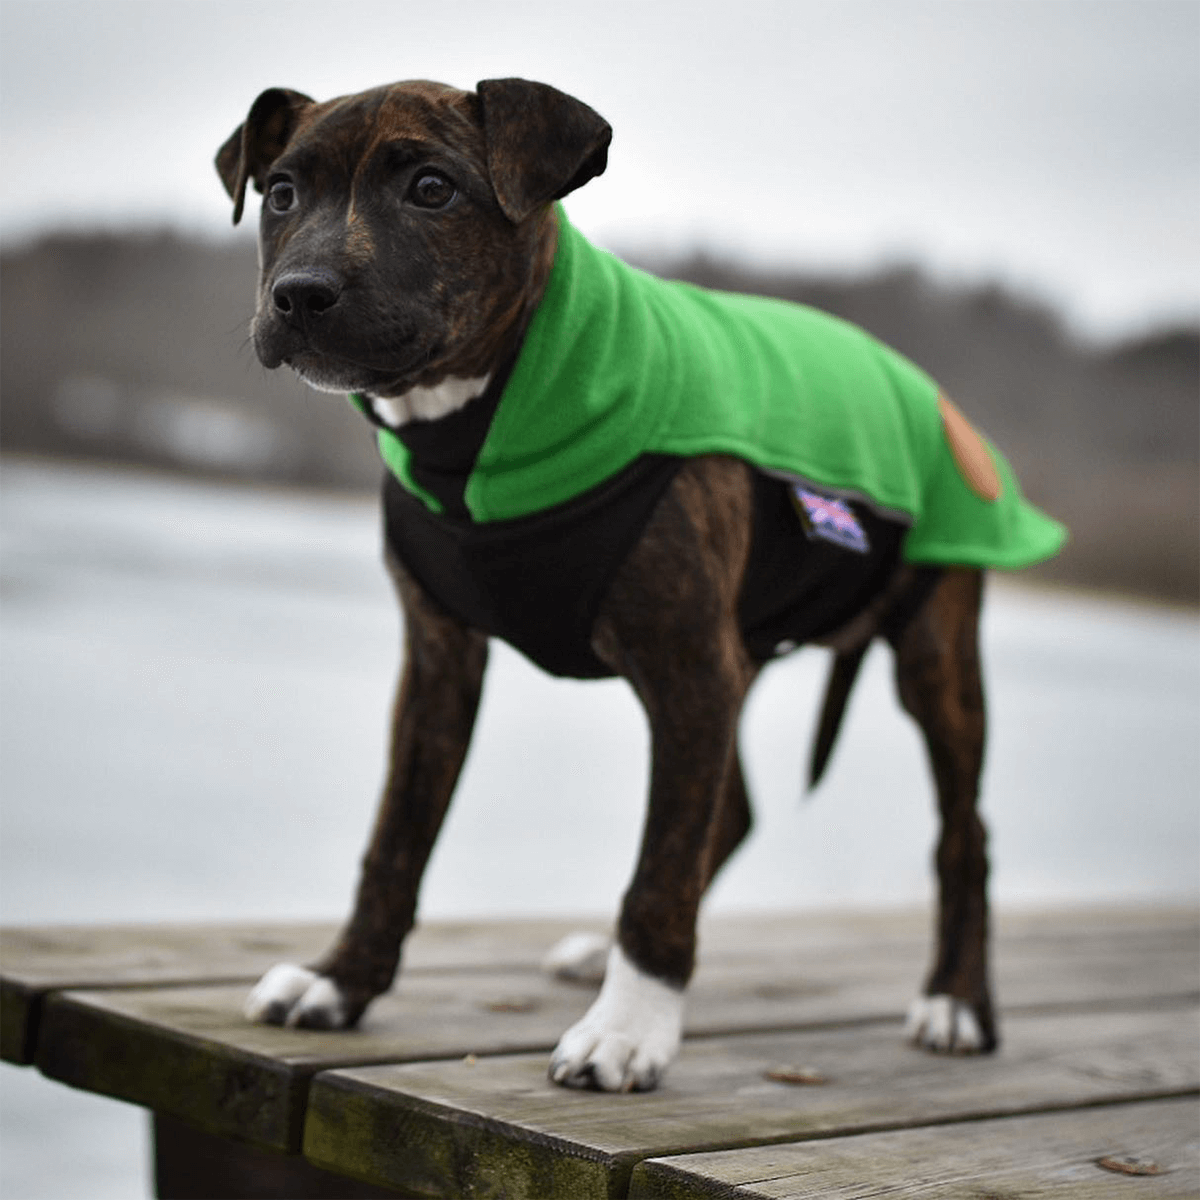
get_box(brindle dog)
[216,78,995,1093]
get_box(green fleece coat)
[368,207,1065,570]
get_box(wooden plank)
[23,907,1199,1147]
[25,945,926,1153]
[6,906,1195,1064]
[1,911,878,1063]
[990,906,1200,1013]
[0,916,610,1064]
[152,1112,410,1199]
[0,910,920,1045]
[34,970,586,1152]
[302,1005,1199,1198]
[695,904,1200,1033]
[1,921,331,1064]
[629,1096,1200,1198]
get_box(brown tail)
[807,646,868,791]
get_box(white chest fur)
[369,375,491,426]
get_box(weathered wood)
[26,951,915,1154]
[629,1096,1200,1198]
[6,906,1194,1065]
[0,921,333,1064]
[22,906,1199,1155]
[0,916,606,1065]
[2,911,887,1064]
[34,971,584,1152]
[25,930,929,1152]
[302,1005,1199,1198]
[694,903,1200,1033]
[6,908,1199,1197]
[152,1112,411,1199]
[990,905,1200,1013]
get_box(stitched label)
[791,486,870,554]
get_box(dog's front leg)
[550,458,756,1091]
[245,553,488,1029]
[548,657,748,1091]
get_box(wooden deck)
[2,907,1197,1197]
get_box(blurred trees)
[1,231,1195,602]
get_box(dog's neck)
[366,208,560,431]
[365,344,521,519]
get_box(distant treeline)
[1,230,1196,602]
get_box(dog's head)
[215,79,611,399]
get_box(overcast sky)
[1,0,1196,340]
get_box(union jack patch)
[791,486,870,554]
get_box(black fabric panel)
[383,455,686,678]
[384,455,909,680]
[738,472,907,661]
[380,350,519,518]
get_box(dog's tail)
[807,646,868,792]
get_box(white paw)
[906,994,986,1053]
[549,946,684,1092]
[542,931,611,983]
[244,963,349,1029]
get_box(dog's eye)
[408,171,457,210]
[267,180,297,213]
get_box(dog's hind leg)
[887,566,997,1053]
[245,554,488,1030]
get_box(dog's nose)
[271,270,342,323]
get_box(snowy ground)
[2,458,1196,1198]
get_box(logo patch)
[791,486,870,554]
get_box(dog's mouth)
[253,315,441,397]
[281,349,376,395]
[282,347,443,398]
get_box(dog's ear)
[215,88,314,226]
[476,79,611,223]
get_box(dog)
[215,78,1065,1092]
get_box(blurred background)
[1,1,1197,1196]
